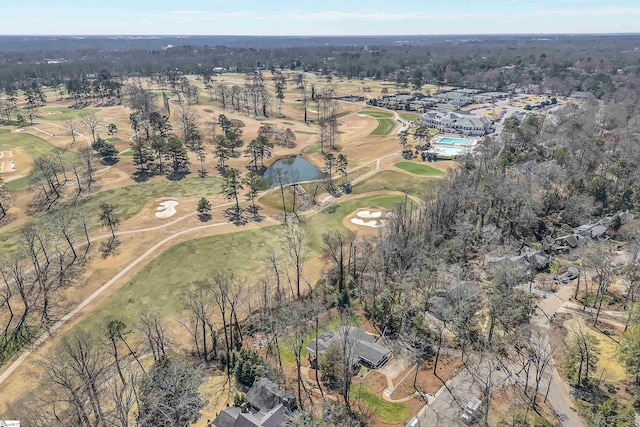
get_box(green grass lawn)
[203,108,214,113]
[73,194,405,331]
[359,111,396,136]
[394,162,444,177]
[304,144,321,154]
[77,226,283,330]
[295,130,316,135]
[0,176,223,253]
[352,170,438,197]
[350,384,410,424]
[399,112,422,121]
[152,90,174,98]
[0,128,63,159]
[38,107,100,121]
[3,176,30,191]
[120,151,134,157]
[0,128,77,191]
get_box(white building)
[421,111,492,136]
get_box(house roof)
[213,379,294,427]
[246,378,295,412]
[307,326,390,368]
[213,407,242,427]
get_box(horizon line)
[1,32,640,37]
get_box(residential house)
[307,326,391,370]
[212,378,295,427]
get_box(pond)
[262,156,324,188]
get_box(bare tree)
[137,310,167,362]
[80,114,103,144]
[283,223,308,299]
[65,118,78,145]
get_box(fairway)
[77,226,283,330]
[0,176,223,253]
[394,161,444,177]
[0,128,62,159]
[38,107,100,121]
[74,194,406,330]
[0,128,77,187]
[352,170,438,197]
[360,110,396,136]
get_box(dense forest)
[2,34,640,97]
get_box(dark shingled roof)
[307,326,391,369]
[213,379,294,427]
[245,378,295,412]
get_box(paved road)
[413,284,586,427]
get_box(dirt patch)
[392,356,463,399]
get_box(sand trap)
[357,210,383,219]
[0,151,13,158]
[350,218,379,228]
[358,114,368,117]
[155,200,179,219]
[14,128,23,133]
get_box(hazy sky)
[2,0,639,35]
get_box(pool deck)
[429,134,479,158]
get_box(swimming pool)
[437,136,475,146]
[433,145,467,157]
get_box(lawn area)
[399,112,422,121]
[359,111,396,136]
[394,162,444,177]
[304,144,321,154]
[120,151,134,157]
[295,130,316,135]
[77,226,284,330]
[74,194,404,330]
[3,176,30,191]
[304,194,405,250]
[0,176,223,253]
[352,170,438,197]
[0,128,77,190]
[0,128,63,159]
[38,107,100,121]
[350,383,410,424]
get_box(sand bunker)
[350,209,390,229]
[350,218,379,228]
[0,161,16,173]
[0,151,14,158]
[155,200,179,219]
[357,210,383,219]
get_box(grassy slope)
[350,384,410,423]
[0,128,60,158]
[38,107,100,121]
[394,162,444,177]
[75,194,405,330]
[0,176,223,253]
[0,128,77,190]
[360,111,396,136]
[352,170,438,197]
